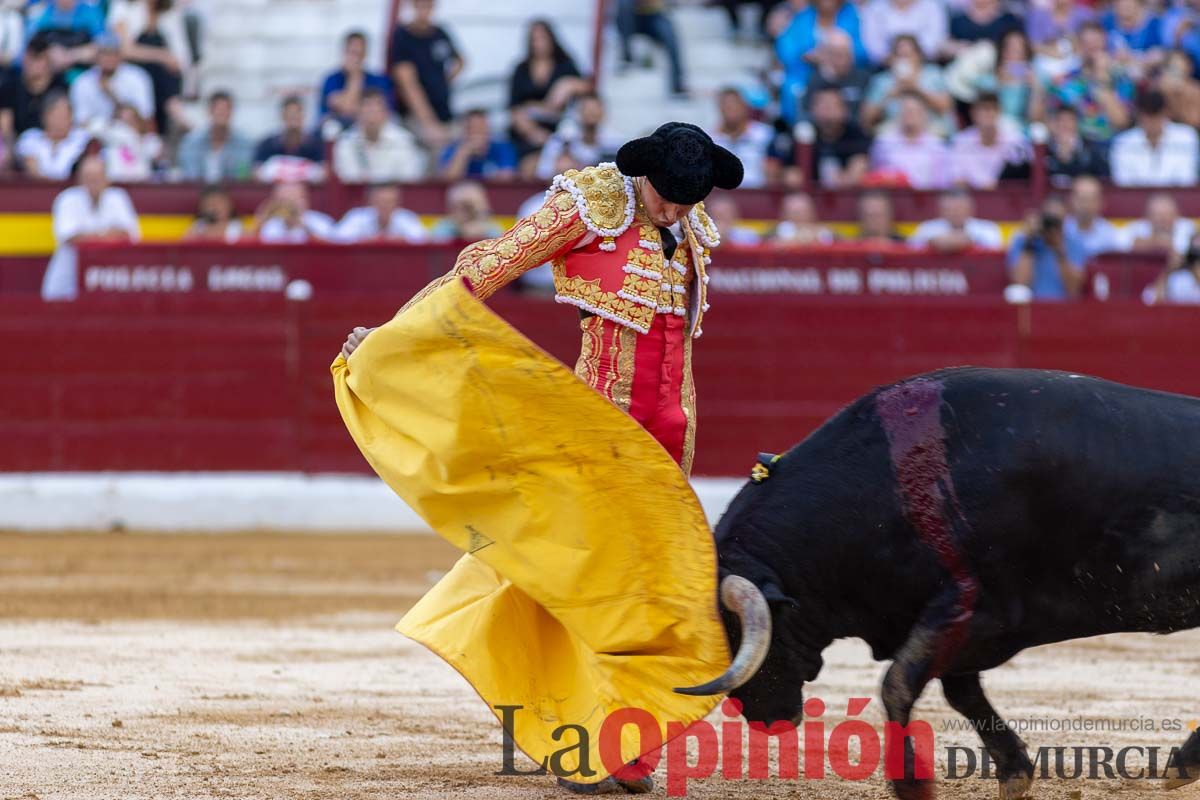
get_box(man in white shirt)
[43,153,141,301]
[1120,193,1196,254]
[335,183,428,243]
[908,188,1003,251]
[708,87,775,188]
[861,0,948,65]
[15,90,90,180]
[68,32,155,128]
[333,88,425,183]
[256,182,335,243]
[1110,89,1199,187]
[1064,175,1124,258]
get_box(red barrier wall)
[6,293,1200,476]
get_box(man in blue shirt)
[437,109,516,180]
[319,30,393,131]
[27,0,103,44]
[1007,197,1088,300]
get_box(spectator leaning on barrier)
[183,184,242,243]
[107,0,193,136]
[507,19,588,177]
[772,192,835,245]
[69,32,155,129]
[43,153,140,301]
[534,92,621,180]
[335,183,428,243]
[254,95,324,169]
[430,180,501,242]
[868,91,950,189]
[856,190,904,244]
[860,34,953,135]
[1110,88,1199,186]
[709,87,775,188]
[333,88,424,183]
[389,0,462,148]
[0,39,67,163]
[805,86,871,187]
[1007,196,1087,300]
[320,30,393,132]
[1122,192,1196,254]
[1065,175,1123,258]
[438,109,516,181]
[705,193,761,246]
[774,0,866,123]
[950,91,1029,189]
[801,28,873,122]
[254,181,335,243]
[908,188,1003,251]
[15,90,91,180]
[860,0,948,66]
[1043,105,1109,181]
[177,90,254,182]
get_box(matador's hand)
[341,327,375,359]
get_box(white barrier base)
[0,473,746,533]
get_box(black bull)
[677,367,1200,799]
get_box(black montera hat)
[616,122,744,205]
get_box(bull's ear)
[760,582,801,611]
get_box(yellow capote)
[330,278,730,781]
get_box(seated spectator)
[100,102,162,181]
[991,29,1034,129]
[0,38,67,166]
[183,185,242,243]
[177,90,254,182]
[772,192,834,245]
[1154,49,1200,129]
[333,88,425,183]
[15,90,90,180]
[108,0,193,135]
[69,32,155,129]
[438,109,517,180]
[254,95,324,167]
[1101,0,1164,58]
[389,0,462,148]
[1110,88,1198,186]
[0,0,22,68]
[1043,105,1109,182]
[1143,237,1200,305]
[1065,175,1123,257]
[908,188,1002,251]
[534,92,622,180]
[868,92,951,189]
[856,190,904,244]
[508,19,587,177]
[1164,1,1200,77]
[775,0,866,122]
[1121,192,1196,254]
[1035,21,1134,144]
[860,35,953,135]
[320,30,392,131]
[43,153,140,301]
[1026,0,1095,52]
[704,194,761,246]
[801,28,873,122]
[1006,197,1087,300]
[860,0,947,66]
[615,0,688,97]
[944,0,1024,58]
[335,183,428,243]
[28,0,105,70]
[709,87,774,188]
[950,92,1029,188]
[431,181,502,242]
[254,181,335,243]
[806,86,871,187]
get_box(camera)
[1039,212,1062,234]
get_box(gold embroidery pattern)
[680,332,697,476]
[554,272,656,332]
[610,324,637,413]
[575,315,603,387]
[555,164,634,234]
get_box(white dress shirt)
[1119,218,1196,254]
[69,63,155,126]
[258,211,336,243]
[43,185,141,301]
[334,207,428,243]
[908,217,1004,249]
[16,128,91,180]
[1110,122,1199,187]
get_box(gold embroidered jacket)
[401,163,722,337]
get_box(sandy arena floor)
[2,532,1198,800]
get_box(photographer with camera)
[1143,234,1200,305]
[1006,196,1088,300]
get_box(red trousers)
[573,313,695,474]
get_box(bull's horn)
[674,575,771,695]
